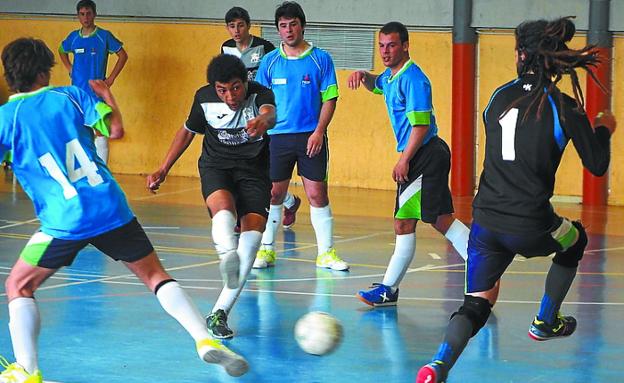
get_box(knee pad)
[451,295,492,337]
[553,221,587,268]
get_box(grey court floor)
[1,172,623,382]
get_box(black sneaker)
[206,309,234,339]
[528,313,577,341]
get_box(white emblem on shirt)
[251,52,261,63]
[523,84,532,91]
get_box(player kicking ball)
[0,38,247,383]
[147,54,276,339]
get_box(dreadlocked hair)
[510,16,605,121]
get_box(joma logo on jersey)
[250,52,261,63]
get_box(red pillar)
[451,43,476,196]
[583,47,611,206]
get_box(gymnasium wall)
[0,13,623,204]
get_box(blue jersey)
[0,86,133,239]
[255,43,338,135]
[60,27,123,99]
[374,60,438,152]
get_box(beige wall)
[0,16,622,203]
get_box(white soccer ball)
[294,311,343,356]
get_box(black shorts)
[199,156,271,218]
[394,136,454,223]
[269,132,329,182]
[19,218,154,269]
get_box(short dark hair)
[76,0,96,14]
[2,38,55,92]
[225,7,250,25]
[275,1,306,29]
[380,21,409,43]
[207,54,247,84]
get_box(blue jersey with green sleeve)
[374,60,438,152]
[60,27,123,99]
[0,86,133,239]
[255,44,339,135]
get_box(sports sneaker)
[316,248,349,271]
[196,338,249,377]
[416,361,447,383]
[253,248,276,269]
[219,250,240,289]
[528,312,577,341]
[0,357,42,383]
[207,309,234,339]
[357,283,398,307]
[282,195,302,229]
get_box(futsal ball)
[294,311,343,356]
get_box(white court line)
[0,217,38,229]
[428,253,442,260]
[143,226,181,230]
[586,246,624,253]
[131,187,198,201]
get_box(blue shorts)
[466,219,577,293]
[269,132,329,182]
[19,218,154,269]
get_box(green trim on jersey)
[20,232,53,267]
[407,111,431,126]
[279,42,314,59]
[93,102,113,137]
[395,175,423,219]
[8,86,53,102]
[373,87,383,95]
[388,60,414,83]
[321,84,339,102]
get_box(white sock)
[260,204,283,251]
[94,136,109,164]
[310,205,334,255]
[444,219,469,260]
[8,297,40,374]
[213,231,262,313]
[283,192,295,209]
[155,281,211,342]
[211,210,237,257]
[382,233,416,289]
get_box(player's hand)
[594,110,616,135]
[347,71,366,90]
[306,131,324,157]
[89,79,112,99]
[246,115,270,138]
[146,169,167,194]
[392,159,410,184]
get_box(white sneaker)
[219,250,240,289]
[253,249,276,269]
[316,248,349,271]
[196,338,249,377]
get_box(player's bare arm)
[347,70,377,91]
[105,47,128,87]
[307,99,336,158]
[246,104,276,138]
[146,127,195,193]
[58,49,73,75]
[393,125,428,183]
[594,110,617,135]
[89,79,123,139]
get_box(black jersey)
[221,36,275,81]
[184,81,275,167]
[473,74,611,234]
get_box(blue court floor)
[1,172,623,382]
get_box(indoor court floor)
[1,171,623,383]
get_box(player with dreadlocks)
[416,16,616,383]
